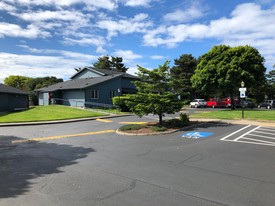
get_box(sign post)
[239,81,246,119]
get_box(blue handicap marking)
[182,131,214,139]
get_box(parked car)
[190,99,207,108]
[206,98,227,108]
[236,100,255,108]
[222,98,239,108]
[258,100,275,109]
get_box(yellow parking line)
[96,118,113,123]
[12,130,115,144]
[119,122,148,124]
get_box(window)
[110,90,117,99]
[91,90,99,99]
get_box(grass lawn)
[190,109,275,121]
[0,105,107,123]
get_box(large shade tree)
[191,45,266,107]
[125,61,183,125]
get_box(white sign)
[239,87,246,98]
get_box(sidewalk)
[190,118,275,127]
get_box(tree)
[266,70,275,99]
[93,56,128,72]
[170,54,197,99]
[191,45,266,108]
[125,61,183,125]
[4,75,31,90]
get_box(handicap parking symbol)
[182,131,214,139]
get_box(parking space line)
[221,126,275,147]
[96,118,113,123]
[119,122,147,124]
[11,130,115,144]
[220,125,251,140]
[253,130,275,136]
[247,134,275,140]
[233,126,261,141]
[241,137,275,145]
[235,140,275,147]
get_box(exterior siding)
[62,90,85,107]
[0,93,29,112]
[85,77,122,105]
[73,70,103,79]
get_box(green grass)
[190,109,275,121]
[0,105,106,123]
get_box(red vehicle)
[222,98,239,108]
[206,98,227,108]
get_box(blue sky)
[0,0,275,82]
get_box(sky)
[0,0,275,83]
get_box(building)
[37,68,138,107]
[0,84,29,112]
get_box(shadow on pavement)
[0,135,95,199]
[180,121,231,131]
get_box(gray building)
[0,84,29,112]
[37,68,138,107]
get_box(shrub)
[150,125,167,132]
[164,118,184,127]
[119,124,145,131]
[112,95,131,112]
[179,113,190,126]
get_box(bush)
[112,95,131,112]
[164,119,184,127]
[119,124,145,131]
[179,113,190,126]
[150,125,167,132]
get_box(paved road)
[1,115,275,206]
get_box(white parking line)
[233,126,261,141]
[220,125,251,140]
[221,126,275,147]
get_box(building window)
[110,90,117,99]
[91,90,99,99]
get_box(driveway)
[0,115,275,206]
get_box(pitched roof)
[70,67,138,79]
[0,83,29,95]
[37,74,122,92]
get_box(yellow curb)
[12,130,115,144]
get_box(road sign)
[239,87,246,98]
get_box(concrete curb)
[0,114,133,127]
[115,122,206,136]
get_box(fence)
[51,98,118,113]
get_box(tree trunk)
[158,113,163,125]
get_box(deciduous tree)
[191,45,266,108]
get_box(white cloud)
[150,55,167,60]
[63,36,107,53]
[0,49,98,80]
[113,49,142,63]
[97,13,153,39]
[0,22,50,38]
[120,0,156,7]
[0,1,16,12]
[143,3,275,68]
[164,1,207,23]
[4,0,118,11]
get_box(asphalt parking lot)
[1,115,275,206]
